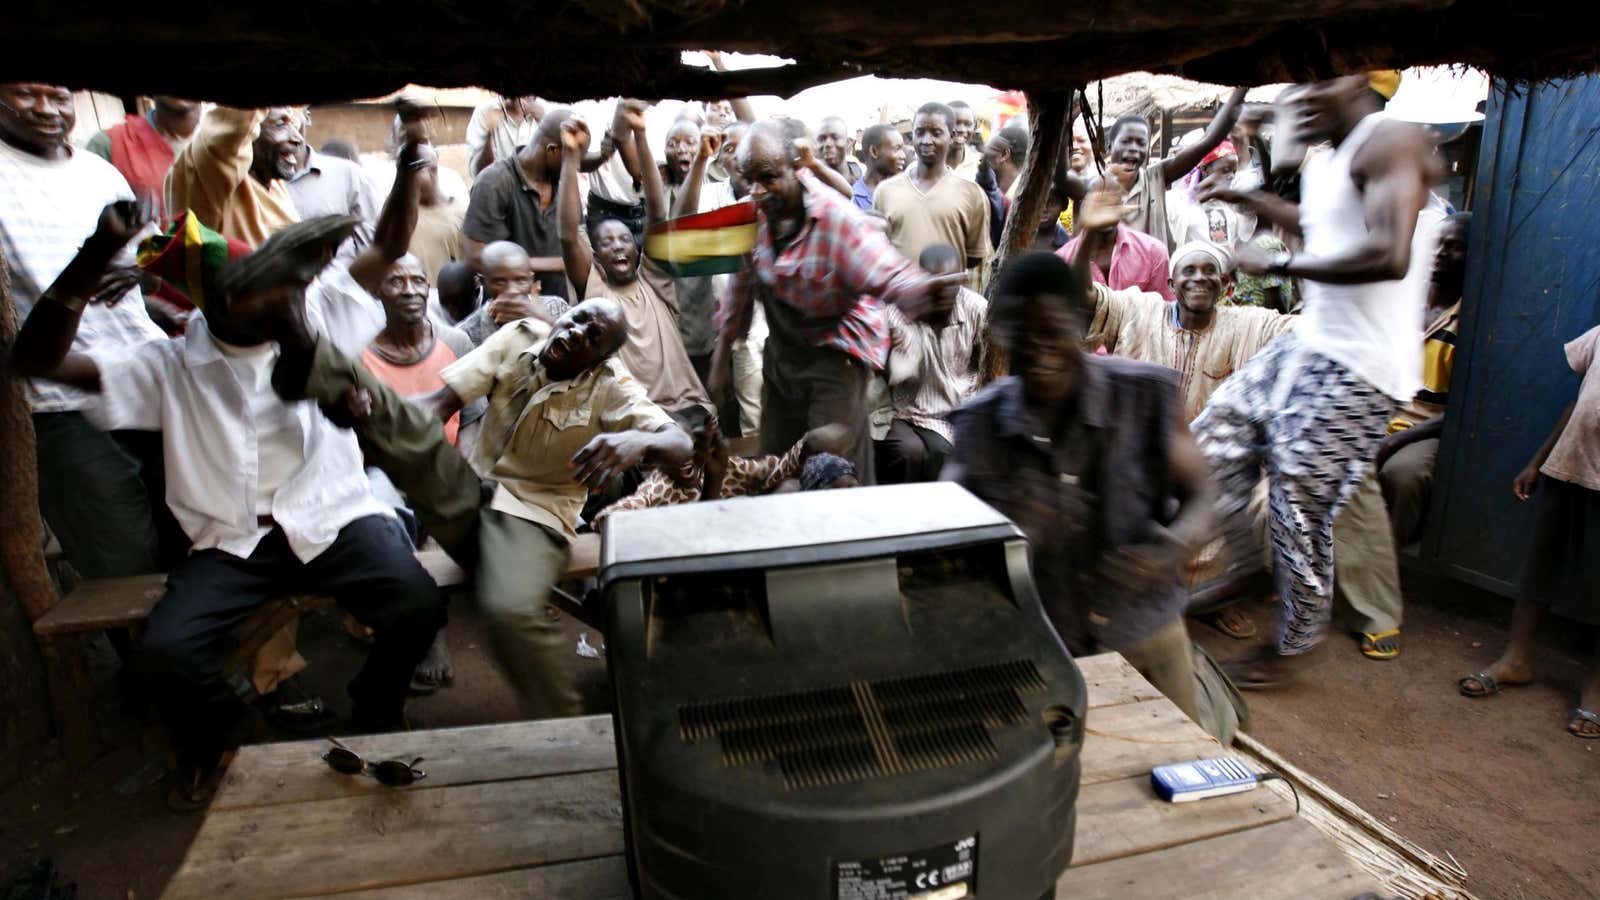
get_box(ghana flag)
[644,200,758,277]
[136,211,251,310]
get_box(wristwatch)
[1267,250,1294,275]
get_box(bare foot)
[410,630,454,695]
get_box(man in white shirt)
[13,126,450,804]
[1188,71,1440,687]
[0,82,169,581]
[286,110,382,256]
[876,243,987,483]
[466,95,540,179]
[13,208,447,806]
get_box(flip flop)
[1569,707,1600,740]
[1361,629,1401,660]
[1457,671,1499,697]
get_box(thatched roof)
[5,1,1599,105]
[1085,74,1286,123]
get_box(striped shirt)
[0,139,166,413]
[731,168,927,369]
[885,287,988,443]
[1390,301,1460,432]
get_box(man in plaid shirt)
[712,120,963,482]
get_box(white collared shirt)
[82,314,392,562]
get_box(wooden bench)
[160,653,1380,898]
[32,534,601,768]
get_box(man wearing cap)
[1189,71,1443,687]
[1071,197,1294,422]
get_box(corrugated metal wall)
[1425,76,1600,595]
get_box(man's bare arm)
[1161,86,1247,184]
[1275,121,1437,284]
[675,131,722,219]
[556,118,594,297]
[627,104,668,229]
[10,201,152,390]
[705,51,757,123]
[349,109,427,294]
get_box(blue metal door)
[1425,76,1600,595]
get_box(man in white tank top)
[1188,71,1442,687]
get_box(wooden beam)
[0,253,58,623]
[982,90,1073,381]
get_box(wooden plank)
[1080,696,1224,787]
[34,547,475,638]
[566,533,600,581]
[416,546,466,588]
[213,715,616,811]
[162,770,626,900]
[175,733,1289,898]
[1076,651,1169,709]
[1061,817,1378,898]
[32,573,167,635]
[1070,774,1296,867]
[326,855,630,899]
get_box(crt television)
[602,482,1086,899]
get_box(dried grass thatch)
[1237,733,1480,900]
[3,0,1599,105]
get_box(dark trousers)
[760,310,875,484]
[33,412,165,578]
[876,420,953,484]
[140,515,445,769]
[689,352,745,437]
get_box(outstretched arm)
[349,102,428,294]
[1515,402,1575,501]
[11,200,154,391]
[1070,189,1130,303]
[557,118,594,298]
[795,140,854,199]
[571,424,694,490]
[675,130,723,219]
[705,51,757,124]
[1239,121,1438,284]
[1161,86,1247,184]
[627,104,668,229]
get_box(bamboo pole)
[1236,731,1478,900]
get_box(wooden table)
[162,653,1378,898]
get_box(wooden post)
[983,89,1075,381]
[993,89,1074,270]
[0,247,61,777]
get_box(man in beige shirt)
[271,296,690,719]
[407,143,467,284]
[166,106,301,247]
[873,102,991,274]
[556,110,713,424]
[1083,240,1294,422]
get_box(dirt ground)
[2,575,1596,900]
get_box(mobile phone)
[1150,757,1260,802]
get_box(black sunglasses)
[322,738,427,787]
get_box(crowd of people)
[3,66,1596,808]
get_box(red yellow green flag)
[136,210,250,310]
[644,200,758,277]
